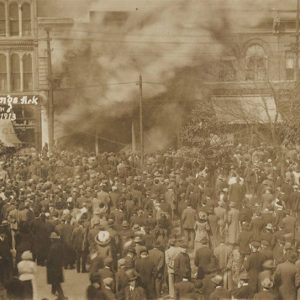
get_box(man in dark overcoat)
[274,251,299,300]
[135,247,156,299]
[174,272,196,300]
[115,258,128,300]
[244,241,265,294]
[46,232,66,300]
[148,241,165,297]
[194,238,215,278]
[174,242,191,283]
[124,269,147,300]
[32,213,51,266]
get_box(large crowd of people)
[0,143,300,299]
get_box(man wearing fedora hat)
[148,240,165,297]
[174,271,196,300]
[102,277,115,300]
[253,278,276,300]
[174,241,191,283]
[86,273,106,300]
[260,240,274,260]
[258,259,275,291]
[135,247,156,299]
[98,257,114,282]
[181,201,197,249]
[208,274,231,300]
[231,272,254,299]
[274,251,299,300]
[244,241,265,294]
[124,269,146,300]
[46,232,66,300]
[115,258,128,300]
[194,237,216,279]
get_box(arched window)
[245,44,267,81]
[9,2,19,36]
[11,54,20,91]
[21,2,31,36]
[0,54,7,91]
[0,2,5,37]
[23,54,32,91]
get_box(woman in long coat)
[227,202,240,245]
[46,232,66,300]
[194,211,210,251]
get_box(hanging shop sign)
[0,95,39,121]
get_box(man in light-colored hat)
[231,272,254,299]
[102,277,115,299]
[209,274,231,300]
[253,278,275,300]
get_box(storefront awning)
[0,120,21,147]
[212,96,281,124]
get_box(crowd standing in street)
[0,143,300,299]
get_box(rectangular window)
[11,54,20,91]
[23,54,33,91]
[0,3,5,37]
[21,3,31,36]
[286,52,295,80]
[9,3,19,36]
[0,54,7,91]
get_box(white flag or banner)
[0,120,21,146]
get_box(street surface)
[36,266,89,300]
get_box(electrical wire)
[54,82,137,91]
[55,119,127,146]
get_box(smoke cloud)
[51,0,295,152]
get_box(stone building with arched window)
[204,11,300,140]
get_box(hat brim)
[95,236,111,246]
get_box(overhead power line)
[41,35,297,45]
[54,82,137,91]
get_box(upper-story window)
[0,54,7,91]
[0,3,5,37]
[245,44,267,81]
[11,53,20,91]
[23,53,32,90]
[9,2,19,36]
[0,1,32,37]
[286,51,295,80]
[21,2,31,36]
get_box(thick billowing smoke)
[52,0,295,152]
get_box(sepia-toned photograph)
[1,0,300,299]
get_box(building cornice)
[0,38,37,47]
[38,17,74,27]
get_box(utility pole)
[138,75,144,170]
[131,121,136,153]
[296,0,300,81]
[46,28,54,153]
[95,128,99,155]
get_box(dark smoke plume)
[51,0,294,151]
